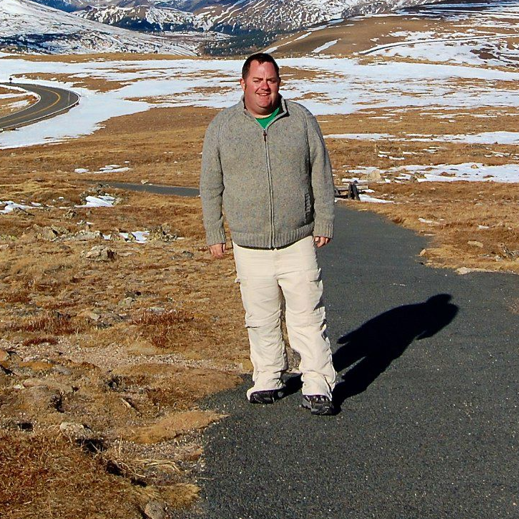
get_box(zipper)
[263,129,275,248]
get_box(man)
[200,53,337,415]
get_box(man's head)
[240,53,281,118]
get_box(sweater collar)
[240,95,288,120]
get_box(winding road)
[0,82,79,131]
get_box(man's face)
[240,60,281,117]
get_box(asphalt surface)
[0,82,79,130]
[173,205,519,519]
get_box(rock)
[499,243,518,260]
[53,365,73,376]
[419,249,428,257]
[64,209,78,219]
[148,224,177,243]
[148,307,166,314]
[34,225,70,241]
[24,385,62,412]
[181,251,194,259]
[72,230,103,241]
[118,297,135,308]
[12,207,33,218]
[144,500,168,519]
[468,240,484,248]
[79,311,101,322]
[82,246,116,261]
[59,422,96,441]
[366,169,382,183]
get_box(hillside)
[0,0,200,54]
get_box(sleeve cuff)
[206,228,227,246]
[313,221,334,239]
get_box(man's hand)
[209,243,226,258]
[314,236,331,248]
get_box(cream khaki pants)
[233,236,337,400]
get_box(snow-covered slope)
[0,0,198,54]
[194,0,445,33]
[76,4,196,32]
[35,0,446,35]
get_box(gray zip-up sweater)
[200,97,335,249]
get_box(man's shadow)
[332,294,458,407]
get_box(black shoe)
[302,395,336,416]
[249,389,285,405]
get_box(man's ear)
[240,78,246,91]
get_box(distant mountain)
[75,3,197,32]
[33,0,446,35]
[2,0,446,55]
[193,0,446,33]
[0,0,200,54]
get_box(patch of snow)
[77,195,116,208]
[312,39,339,53]
[326,131,519,145]
[1,200,33,213]
[118,231,149,243]
[96,165,131,173]
[358,194,394,203]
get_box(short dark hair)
[242,53,280,80]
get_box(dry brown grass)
[0,432,143,519]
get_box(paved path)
[0,83,79,131]
[176,205,518,519]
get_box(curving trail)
[0,82,79,131]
